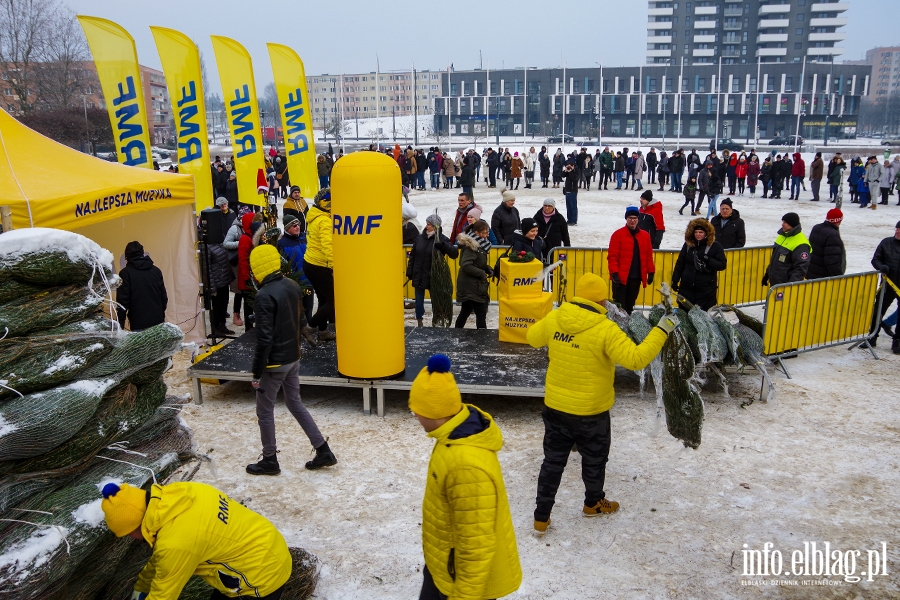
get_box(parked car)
[768,135,804,146]
[547,134,576,144]
[709,138,744,152]
[881,138,900,146]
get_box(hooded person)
[455,223,494,329]
[763,212,811,286]
[410,354,522,600]
[401,201,420,244]
[115,241,168,331]
[806,208,846,280]
[303,188,337,341]
[527,274,679,535]
[100,480,292,600]
[407,213,459,327]
[671,218,728,310]
[790,152,806,200]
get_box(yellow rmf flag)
[150,26,214,213]
[267,43,318,199]
[78,16,153,169]
[210,35,266,207]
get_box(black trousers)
[488,169,496,187]
[535,406,611,521]
[611,277,642,314]
[211,286,230,329]
[210,584,284,600]
[419,565,496,600]
[455,299,488,329]
[652,230,664,250]
[871,281,899,341]
[304,262,335,330]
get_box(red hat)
[826,208,843,224]
[257,169,268,194]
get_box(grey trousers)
[256,361,325,457]
[811,179,821,201]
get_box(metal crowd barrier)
[402,244,510,303]
[762,271,884,378]
[546,245,771,309]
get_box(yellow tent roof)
[0,108,196,230]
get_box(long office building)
[432,62,870,143]
[646,0,848,65]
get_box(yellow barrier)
[403,244,510,303]
[549,245,772,308]
[762,271,882,357]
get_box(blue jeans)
[565,192,578,224]
[790,176,802,198]
[706,194,719,220]
[415,287,428,320]
[416,172,426,189]
[462,186,472,197]
[615,172,623,188]
[672,171,683,191]
[475,164,481,181]
[319,175,329,188]
[430,172,440,188]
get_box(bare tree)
[0,0,50,114]
[323,115,349,141]
[425,124,448,148]
[32,7,92,110]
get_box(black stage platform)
[187,327,549,416]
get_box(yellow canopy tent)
[0,108,203,342]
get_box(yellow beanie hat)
[250,244,282,283]
[101,482,147,537]
[577,273,608,304]
[408,354,462,420]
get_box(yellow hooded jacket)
[134,482,291,600]
[422,404,521,600]
[527,297,667,416]
[303,206,333,269]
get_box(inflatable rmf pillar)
[331,152,405,378]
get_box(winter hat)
[577,273,608,304]
[215,197,228,207]
[521,218,538,233]
[514,151,519,156]
[640,190,653,201]
[229,171,236,179]
[826,208,843,224]
[401,202,418,221]
[426,213,442,228]
[782,212,801,228]
[283,214,300,229]
[290,185,301,195]
[896,220,900,229]
[314,188,331,211]
[501,188,516,203]
[250,244,281,283]
[101,482,146,537]
[720,198,733,207]
[625,206,640,219]
[256,169,268,194]
[468,206,482,220]
[542,198,556,208]
[408,354,462,420]
[124,241,144,260]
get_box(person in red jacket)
[790,152,806,200]
[607,206,656,314]
[735,156,749,196]
[638,190,666,249]
[236,212,260,329]
[449,192,478,243]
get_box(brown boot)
[583,498,620,517]
[416,318,424,327]
[301,326,319,346]
[317,328,336,342]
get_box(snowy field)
[166,170,900,599]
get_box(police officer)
[762,212,810,286]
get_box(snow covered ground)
[165,170,900,598]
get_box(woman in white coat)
[524,146,537,189]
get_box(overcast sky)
[66,0,898,95]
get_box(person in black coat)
[671,219,727,311]
[533,198,570,252]
[511,218,545,262]
[491,190,520,245]
[116,241,168,331]
[709,199,746,249]
[406,214,459,327]
[203,242,235,336]
[215,196,238,236]
[224,170,239,211]
[486,148,500,188]
[538,146,551,187]
[807,209,846,280]
[867,221,900,351]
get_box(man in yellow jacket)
[100,481,291,600]
[302,187,336,342]
[526,273,679,534]
[409,354,521,600]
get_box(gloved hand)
[880,265,890,275]
[671,281,680,293]
[656,313,680,334]
[610,273,623,286]
[132,592,148,600]
[646,273,655,285]
[761,273,769,287]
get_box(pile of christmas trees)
[0,229,197,600]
